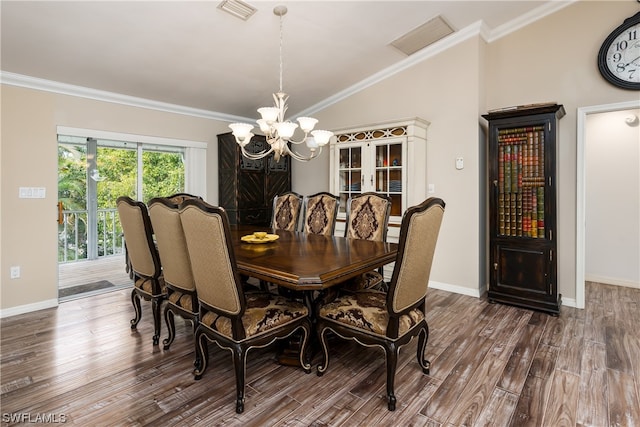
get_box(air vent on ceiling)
[390,15,455,56]
[218,0,257,21]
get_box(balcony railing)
[58,208,124,263]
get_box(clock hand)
[625,55,640,66]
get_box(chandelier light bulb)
[311,130,333,146]
[257,119,270,133]
[274,121,298,139]
[297,117,318,133]
[305,137,318,150]
[258,107,279,123]
[229,123,254,139]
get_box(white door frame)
[576,99,640,309]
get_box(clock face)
[599,13,640,90]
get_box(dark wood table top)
[230,225,398,291]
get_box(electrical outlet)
[10,266,21,279]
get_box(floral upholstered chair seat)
[166,287,195,312]
[319,291,424,337]
[342,270,385,292]
[200,293,308,339]
[165,192,203,205]
[134,275,166,297]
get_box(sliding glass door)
[57,134,187,298]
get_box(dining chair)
[148,197,199,354]
[271,191,303,231]
[316,197,445,411]
[343,192,392,291]
[179,198,312,414]
[116,196,167,345]
[302,192,340,236]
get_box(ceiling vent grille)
[218,0,257,21]
[390,15,455,56]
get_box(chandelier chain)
[279,11,284,93]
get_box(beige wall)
[302,36,486,295]
[2,0,638,313]
[1,85,230,312]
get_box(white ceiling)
[1,1,569,121]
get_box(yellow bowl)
[253,231,268,239]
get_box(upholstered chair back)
[388,198,445,314]
[148,198,195,293]
[302,192,340,236]
[271,192,303,231]
[345,192,392,242]
[180,200,244,317]
[117,196,161,279]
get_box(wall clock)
[597,11,640,90]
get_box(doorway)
[57,134,186,300]
[576,100,640,308]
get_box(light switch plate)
[18,187,46,198]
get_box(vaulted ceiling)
[1,1,571,120]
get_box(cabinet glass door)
[338,146,362,215]
[375,142,403,217]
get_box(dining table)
[230,225,398,292]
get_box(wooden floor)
[57,256,132,301]
[1,282,638,426]
[58,255,131,289]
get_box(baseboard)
[429,280,484,298]
[428,281,581,310]
[585,274,639,289]
[0,299,58,318]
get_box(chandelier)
[228,5,333,162]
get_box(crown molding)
[0,71,253,123]
[487,0,576,42]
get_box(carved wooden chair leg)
[384,342,399,411]
[417,326,430,374]
[193,330,208,379]
[151,297,163,345]
[130,289,142,329]
[232,344,248,414]
[162,307,176,350]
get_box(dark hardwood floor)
[1,282,638,426]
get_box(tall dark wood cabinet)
[218,132,291,226]
[482,104,565,315]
